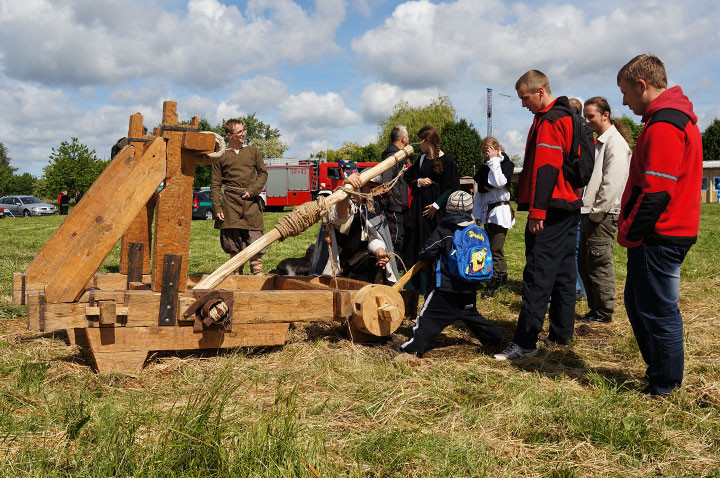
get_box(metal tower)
[486,88,493,138]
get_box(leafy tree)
[615,115,643,149]
[377,96,456,148]
[702,118,720,162]
[441,118,483,176]
[0,142,14,195]
[239,113,281,143]
[9,173,36,195]
[0,142,37,195]
[0,142,16,175]
[42,138,107,197]
[310,143,382,164]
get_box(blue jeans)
[625,244,690,394]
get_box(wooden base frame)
[21,273,418,373]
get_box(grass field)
[1,205,719,477]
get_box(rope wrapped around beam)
[274,196,330,239]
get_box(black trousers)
[484,222,508,281]
[401,289,502,355]
[513,209,579,349]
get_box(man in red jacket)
[495,70,582,360]
[617,54,702,396]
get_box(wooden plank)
[308,276,369,290]
[85,306,129,316]
[120,113,155,275]
[29,289,337,331]
[94,273,151,290]
[85,323,289,373]
[274,277,352,319]
[183,131,216,152]
[187,274,276,291]
[151,122,195,291]
[129,282,151,291]
[231,290,335,324]
[25,138,167,303]
[126,242,144,287]
[86,323,289,351]
[158,254,182,326]
[12,272,25,305]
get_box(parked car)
[192,189,214,220]
[0,195,58,217]
[0,206,8,218]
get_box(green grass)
[0,205,719,476]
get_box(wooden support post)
[12,272,25,305]
[151,101,195,292]
[158,254,182,326]
[98,301,117,326]
[24,138,167,303]
[120,113,155,275]
[126,242,144,289]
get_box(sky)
[1,0,719,176]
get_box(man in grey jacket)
[579,97,632,323]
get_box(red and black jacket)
[618,86,703,248]
[517,96,582,220]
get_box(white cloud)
[0,0,345,89]
[279,91,360,128]
[229,76,289,113]
[352,0,716,92]
[497,129,526,162]
[352,0,503,88]
[360,82,441,122]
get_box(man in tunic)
[211,119,268,275]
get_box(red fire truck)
[262,158,379,210]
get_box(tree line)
[2,105,719,199]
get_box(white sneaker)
[493,342,538,361]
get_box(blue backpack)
[442,224,493,283]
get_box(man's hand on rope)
[343,173,363,189]
[375,247,390,268]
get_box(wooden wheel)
[351,284,404,337]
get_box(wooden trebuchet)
[194,145,414,290]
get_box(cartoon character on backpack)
[445,223,493,283]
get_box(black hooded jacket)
[419,211,478,295]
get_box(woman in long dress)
[403,125,460,294]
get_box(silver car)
[0,195,58,217]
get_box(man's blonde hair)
[617,54,667,89]
[515,70,551,95]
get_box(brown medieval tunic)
[210,145,268,231]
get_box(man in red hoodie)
[495,70,582,360]
[616,54,702,396]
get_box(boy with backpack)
[495,70,593,361]
[400,191,502,357]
